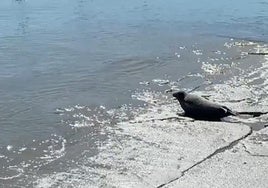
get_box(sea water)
[0,0,267,186]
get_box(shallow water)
[0,0,268,186]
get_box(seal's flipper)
[221,106,237,116]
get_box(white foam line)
[0,167,24,180]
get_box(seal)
[173,91,236,120]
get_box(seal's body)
[173,91,236,120]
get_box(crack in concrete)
[157,126,253,188]
[242,143,268,158]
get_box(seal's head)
[172,91,186,101]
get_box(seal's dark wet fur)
[173,91,236,121]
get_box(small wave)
[152,79,170,86]
[0,135,66,183]
[0,167,24,180]
[102,57,163,76]
[201,62,231,75]
[57,104,139,130]
[6,145,13,151]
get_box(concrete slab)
[84,113,250,188]
[165,127,268,188]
